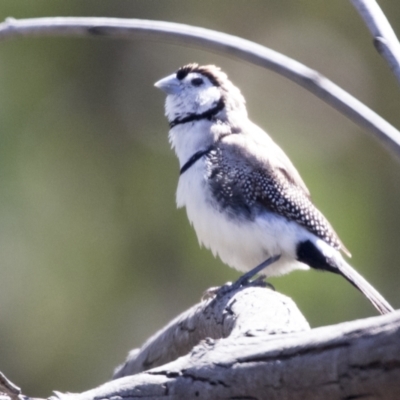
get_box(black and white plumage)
[155,63,393,315]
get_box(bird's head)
[155,63,247,125]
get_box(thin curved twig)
[351,0,400,85]
[0,17,399,157]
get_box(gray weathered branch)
[0,17,400,158]
[113,286,309,378]
[57,306,400,400]
[351,0,400,85]
[2,287,399,400]
[0,372,21,400]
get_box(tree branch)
[0,372,21,400]
[113,286,310,378]
[0,17,399,158]
[351,0,400,85]
[78,310,400,400]
[2,287,399,399]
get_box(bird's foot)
[202,285,223,300]
[203,255,280,299]
[229,254,280,291]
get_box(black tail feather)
[297,240,394,315]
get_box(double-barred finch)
[155,63,393,315]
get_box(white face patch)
[165,72,222,122]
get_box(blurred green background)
[0,0,399,397]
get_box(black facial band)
[169,98,224,129]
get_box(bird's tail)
[335,256,394,315]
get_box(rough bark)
[113,286,309,378]
[2,286,399,400]
[61,307,400,400]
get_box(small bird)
[155,63,393,315]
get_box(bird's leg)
[203,255,280,299]
[229,254,280,291]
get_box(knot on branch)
[113,285,310,378]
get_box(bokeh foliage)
[0,0,399,396]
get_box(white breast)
[176,158,312,276]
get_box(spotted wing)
[206,142,348,254]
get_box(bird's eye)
[191,78,204,86]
